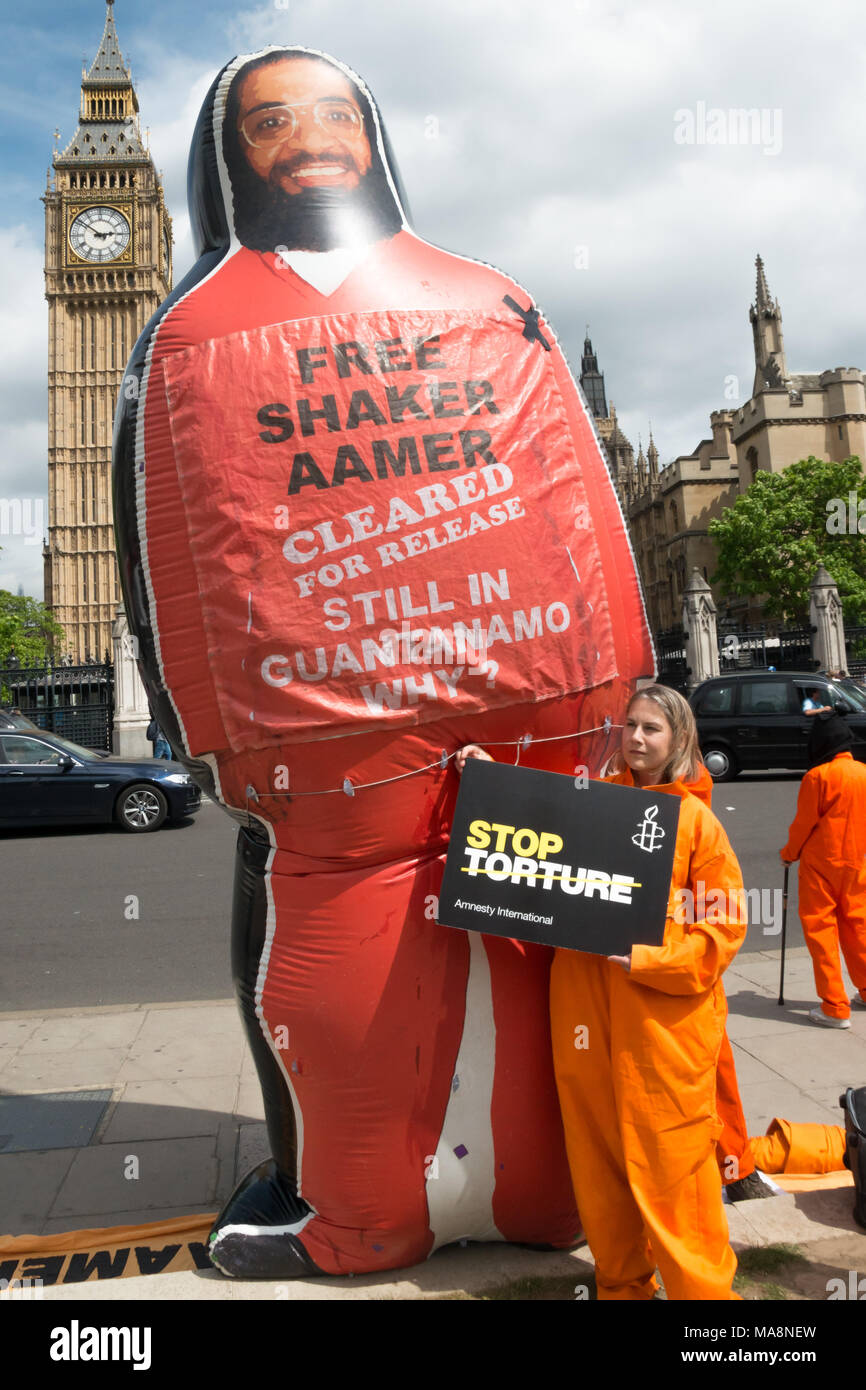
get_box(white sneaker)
[808,1007,851,1029]
[851,995,866,1009]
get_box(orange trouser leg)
[715,1030,756,1182]
[799,863,849,1018]
[627,1146,738,1300]
[550,952,657,1300]
[837,864,866,1002]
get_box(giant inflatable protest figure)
[112,45,654,1278]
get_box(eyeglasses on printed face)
[240,99,365,148]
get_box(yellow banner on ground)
[0,1214,216,1287]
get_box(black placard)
[439,760,680,955]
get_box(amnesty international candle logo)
[632,804,666,853]
[439,761,680,955]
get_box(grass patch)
[735,1243,806,1277]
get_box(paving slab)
[0,1018,43,1049]
[50,1137,219,1218]
[133,1004,242,1043]
[0,1048,129,1092]
[739,1028,866,1092]
[738,1078,843,1133]
[235,1077,266,1121]
[99,1078,239,1143]
[726,1046,787,1089]
[0,1149,79,1233]
[19,1014,145,1055]
[117,1032,245,1083]
[235,1122,270,1182]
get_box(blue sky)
[2,0,865,598]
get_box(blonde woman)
[457,685,747,1298]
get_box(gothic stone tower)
[43,1,171,661]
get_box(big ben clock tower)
[44,0,172,661]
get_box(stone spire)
[755,254,771,310]
[647,429,659,479]
[85,1,127,84]
[58,2,144,164]
[750,253,788,393]
[636,438,647,489]
[579,329,608,419]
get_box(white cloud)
[0,227,47,599]
[4,0,866,609]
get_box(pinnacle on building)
[750,253,789,393]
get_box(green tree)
[0,589,66,667]
[709,456,866,622]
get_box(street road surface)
[0,773,808,1011]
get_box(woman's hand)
[607,954,632,972]
[454,744,493,774]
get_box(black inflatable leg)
[210,829,322,1278]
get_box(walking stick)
[778,862,790,1006]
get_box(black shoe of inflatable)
[839,1086,866,1231]
[209,1159,325,1279]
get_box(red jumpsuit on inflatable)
[112,46,653,1277]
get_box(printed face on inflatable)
[234,57,373,196]
[112,45,655,1284]
[222,51,403,251]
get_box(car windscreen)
[39,733,103,761]
[835,680,866,711]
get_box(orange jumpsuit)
[781,751,866,1020]
[550,768,746,1299]
[680,769,756,1185]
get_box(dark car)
[0,707,41,733]
[0,722,201,831]
[688,672,866,781]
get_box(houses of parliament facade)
[43,6,865,658]
[582,257,866,634]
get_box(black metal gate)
[0,660,114,751]
[718,624,816,674]
[845,627,866,679]
[655,627,689,692]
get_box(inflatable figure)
[112,45,654,1278]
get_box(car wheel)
[702,746,739,782]
[115,783,168,832]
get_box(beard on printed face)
[230,147,403,252]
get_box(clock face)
[69,206,130,263]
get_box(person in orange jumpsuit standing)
[549,685,747,1298]
[458,684,747,1298]
[781,713,866,1028]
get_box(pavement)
[1,944,864,1301]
